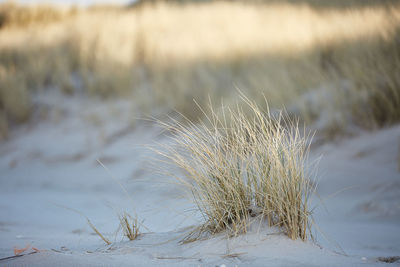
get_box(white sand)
[0,92,399,266]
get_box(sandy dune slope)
[0,93,399,266]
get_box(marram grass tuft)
[155,95,317,241]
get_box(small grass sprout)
[118,212,140,241]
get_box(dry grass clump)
[156,96,316,241]
[343,27,400,129]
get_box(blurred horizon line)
[0,0,136,7]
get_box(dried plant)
[118,212,140,241]
[155,95,316,241]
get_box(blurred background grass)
[0,0,399,140]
